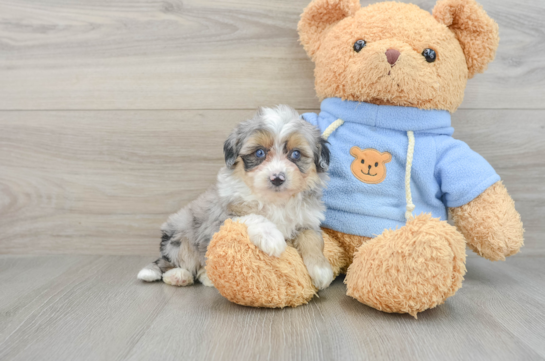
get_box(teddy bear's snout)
[385,49,400,65]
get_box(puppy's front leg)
[294,230,334,290]
[234,214,287,257]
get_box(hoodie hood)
[321,97,454,135]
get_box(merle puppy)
[138,105,333,290]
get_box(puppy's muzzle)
[270,172,286,187]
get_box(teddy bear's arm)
[450,181,524,261]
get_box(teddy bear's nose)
[385,49,400,65]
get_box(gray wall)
[0,0,543,256]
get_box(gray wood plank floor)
[0,255,544,361]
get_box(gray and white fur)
[137,105,333,289]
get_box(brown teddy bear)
[205,0,524,317]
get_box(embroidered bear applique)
[350,147,392,184]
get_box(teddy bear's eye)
[360,159,365,164]
[422,48,437,63]
[375,162,379,167]
[353,40,367,53]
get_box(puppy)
[137,105,334,290]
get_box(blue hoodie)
[302,98,500,238]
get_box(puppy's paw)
[197,269,215,288]
[308,262,334,290]
[137,267,162,282]
[163,268,194,287]
[247,222,286,258]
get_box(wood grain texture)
[1,109,543,255]
[0,0,543,110]
[0,255,544,361]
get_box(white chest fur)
[257,195,325,240]
[218,171,325,239]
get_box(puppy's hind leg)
[163,268,194,287]
[163,236,204,287]
[197,267,214,287]
[137,257,173,282]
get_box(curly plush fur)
[345,214,467,317]
[206,220,348,308]
[298,0,498,112]
[205,0,523,316]
[451,181,524,261]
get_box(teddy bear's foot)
[205,220,348,308]
[345,214,467,317]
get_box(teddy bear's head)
[349,147,392,184]
[298,0,499,113]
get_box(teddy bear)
[205,0,524,317]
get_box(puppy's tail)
[137,260,163,282]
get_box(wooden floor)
[0,255,544,361]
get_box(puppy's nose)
[270,173,285,187]
[385,49,400,65]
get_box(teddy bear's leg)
[205,220,349,308]
[450,181,524,261]
[322,229,351,276]
[345,214,466,317]
[322,228,372,271]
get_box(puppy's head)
[224,105,329,202]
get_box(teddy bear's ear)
[298,0,361,60]
[433,0,499,78]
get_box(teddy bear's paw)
[205,220,316,308]
[345,214,467,317]
[451,181,524,261]
[308,263,334,290]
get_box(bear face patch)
[350,147,392,184]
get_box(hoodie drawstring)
[322,121,416,223]
[404,131,415,221]
[322,119,344,140]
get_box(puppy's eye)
[422,48,436,63]
[255,149,266,158]
[290,150,301,160]
[360,159,365,164]
[353,40,367,53]
[375,162,379,167]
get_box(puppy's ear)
[433,0,499,78]
[223,131,239,169]
[315,138,331,173]
[298,0,360,60]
